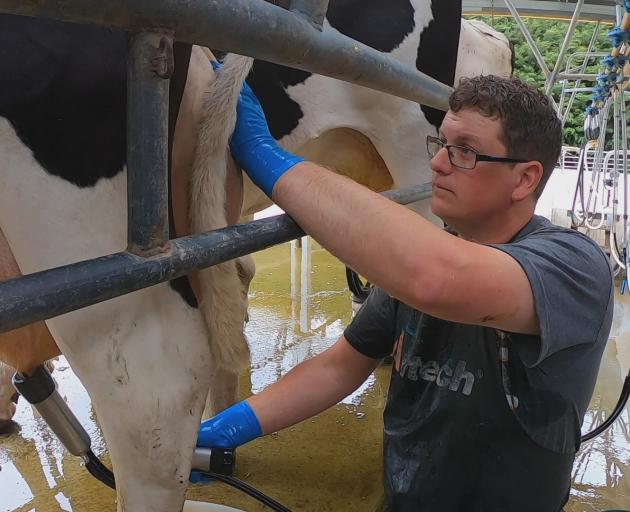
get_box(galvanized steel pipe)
[0,184,432,333]
[544,0,585,97]
[127,31,172,253]
[0,0,452,111]
[290,0,329,28]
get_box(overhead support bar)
[0,0,452,111]
[126,31,172,254]
[544,0,585,97]
[290,0,329,28]
[502,0,551,79]
[0,184,432,334]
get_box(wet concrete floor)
[1,239,629,511]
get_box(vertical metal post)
[300,236,311,333]
[545,0,585,97]
[127,31,173,255]
[622,92,629,250]
[559,24,601,127]
[616,4,624,26]
[290,0,329,28]
[502,0,550,79]
[611,92,620,231]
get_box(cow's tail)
[190,53,255,374]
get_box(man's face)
[430,108,519,228]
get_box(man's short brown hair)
[449,75,562,198]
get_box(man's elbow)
[397,257,453,312]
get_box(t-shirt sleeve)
[490,228,613,368]
[344,286,398,359]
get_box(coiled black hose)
[581,370,630,443]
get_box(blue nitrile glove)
[189,401,262,484]
[197,400,262,448]
[229,81,304,197]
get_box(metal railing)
[560,147,630,172]
[0,0,445,333]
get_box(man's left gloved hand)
[189,400,263,484]
[229,81,304,197]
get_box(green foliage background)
[468,16,613,147]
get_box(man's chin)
[430,202,457,227]
[430,199,450,220]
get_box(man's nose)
[430,147,453,175]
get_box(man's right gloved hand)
[229,81,304,197]
[190,400,263,484]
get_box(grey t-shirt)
[344,215,613,512]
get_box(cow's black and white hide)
[235,0,512,220]
[0,1,512,511]
[0,15,250,512]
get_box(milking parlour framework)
[0,0,629,510]
[0,0,622,338]
[0,0,624,330]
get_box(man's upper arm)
[423,242,541,334]
[492,230,613,364]
[420,228,613,354]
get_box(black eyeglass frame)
[426,135,529,170]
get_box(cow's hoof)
[0,418,19,436]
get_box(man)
[194,75,613,511]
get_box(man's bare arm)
[273,162,538,335]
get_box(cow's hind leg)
[48,284,213,512]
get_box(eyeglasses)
[426,135,528,170]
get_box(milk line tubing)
[0,0,442,334]
[572,2,630,286]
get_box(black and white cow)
[0,15,254,512]
[239,1,513,219]
[0,2,512,511]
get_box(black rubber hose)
[203,472,292,512]
[581,370,630,443]
[570,142,587,227]
[345,267,371,302]
[85,450,116,490]
[82,450,291,511]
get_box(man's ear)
[512,161,543,202]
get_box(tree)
[470,16,613,147]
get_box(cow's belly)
[273,18,438,222]
[239,74,437,221]
[0,116,213,512]
[456,20,513,81]
[281,20,434,186]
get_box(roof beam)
[463,0,617,22]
